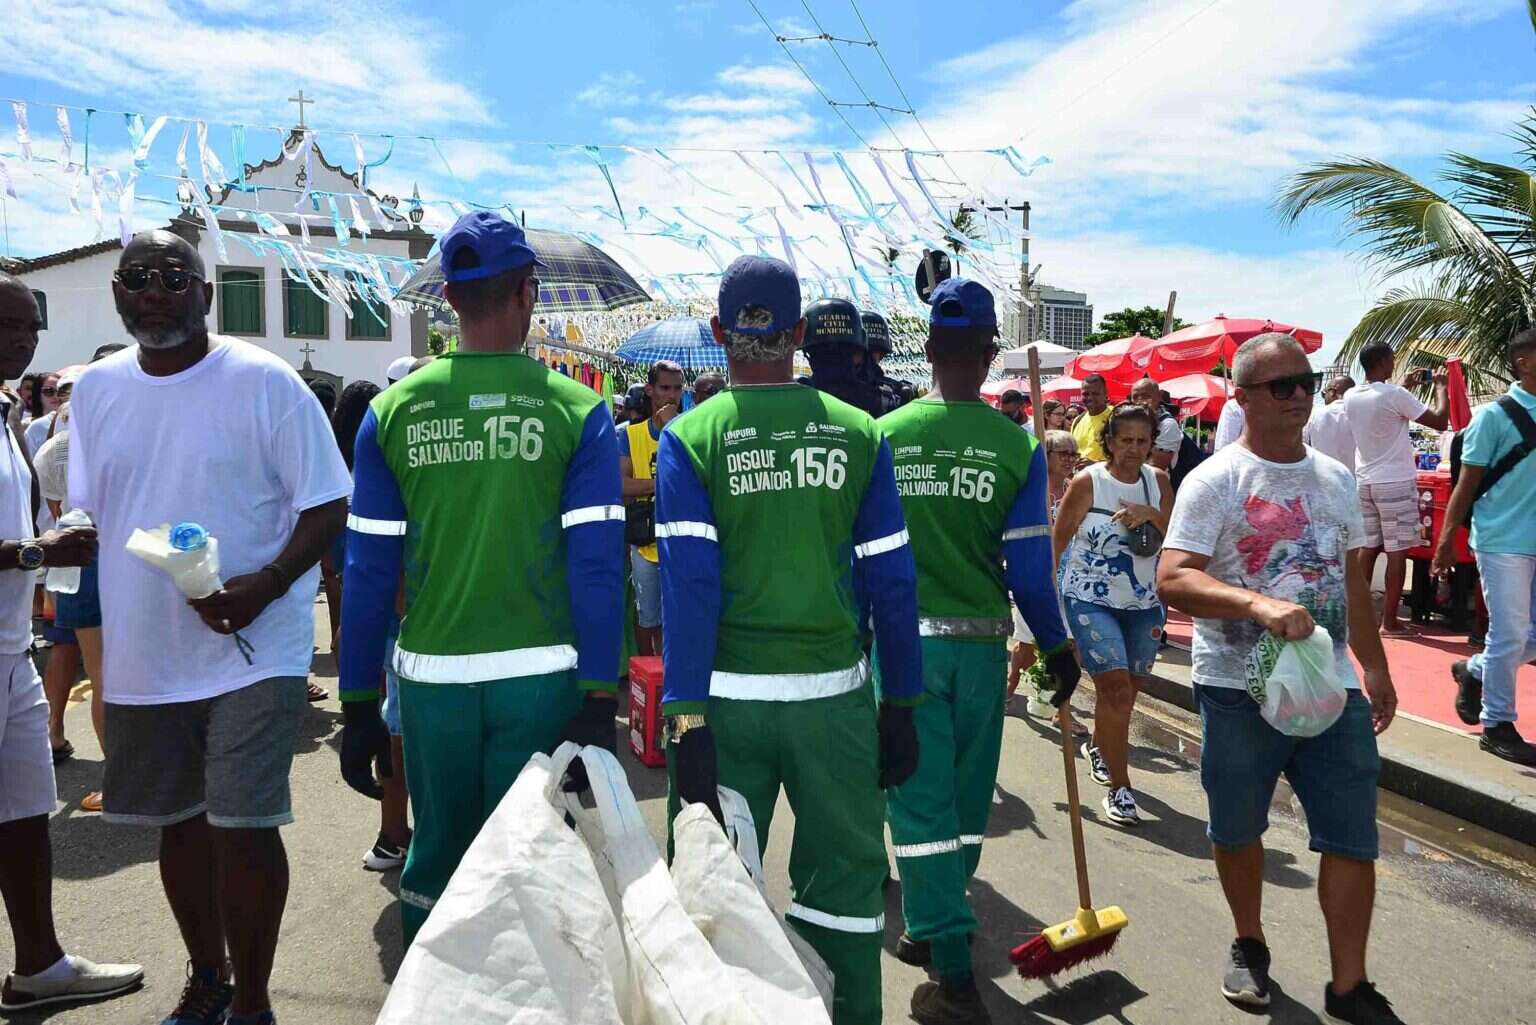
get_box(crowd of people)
[0,206,1531,1025]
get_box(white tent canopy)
[1001,340,1076,373]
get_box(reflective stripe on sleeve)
[656,521,719,542]
[853,528,909,559]
[786,902,885,934]
[891,838,960,858]
[960,834,984,846]
[347,514,407,536]
[561,505,625,528]
[1002,525,1051,541]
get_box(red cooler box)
[628,656,666,768]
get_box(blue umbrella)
[616,317,728,370]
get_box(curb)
[1139,673,1536,849]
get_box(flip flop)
[80,791,103,813]
[1380,625,1420,638]
[306,682,328,703]
[51,741,74,765]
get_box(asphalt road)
[9,622,1536,1025]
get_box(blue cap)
[439,211,546,283]
[718,255,801,335]
[929,278,997,331]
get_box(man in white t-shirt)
[1342,344,1448,636]
[1211,393,1244,451]
[1158,333,1401,1024]
[1304,375,1357,473]
[0,275,143,1014]
[1132,376,1183,471]
[68,233,350,1025]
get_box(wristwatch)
[667,713,707,741]
[16,539,44,571]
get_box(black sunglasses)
[114,267,203,294]
[1241,371,1322,400]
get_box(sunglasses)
[114,267,203,294]
[1241,371,1322,400]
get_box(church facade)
[3,132,431,387]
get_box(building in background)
[1022,285,1094,351]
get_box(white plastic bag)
[375,751,629,1025]
[124,523,223,599]
[672,794,834,1023]
[1244,625,1347,738]
[547,744,767,1025]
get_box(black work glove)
[671,725,723,823]
[878,702,919,789]
[560,694,618,792]
[1043,645,1082,708]
[340,700,392,800]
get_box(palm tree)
[1277,1,1536,394]
[944,206,983,258]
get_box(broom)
[1009,346,1128,979]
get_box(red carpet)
[1161,611,1535,734]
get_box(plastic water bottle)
[45,508,93,595]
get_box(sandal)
[306,682,328,703]
[51,740,74,765]
[80,791,103,813]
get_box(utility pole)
[981,199,1033,348]
[1161,289,1178,337]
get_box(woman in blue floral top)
[1054,402,1173,827]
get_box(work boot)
[895,933,931,967]
[911,977,991,1025]
[1480,722,1536,766]
[1450,660,1481,726]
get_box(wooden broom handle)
[1027,347,1093,912]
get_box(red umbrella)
[1445,357,1473,431]
[1066,335,1158,388]
[1136,315,1323,379]
[1160,373,1230,421]
[982,376,1029,405]
[1039,374,1087,405]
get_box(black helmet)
[861,311,891,355]
[623,383,648,411]
[802,297,866,352]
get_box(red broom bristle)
[1009,930,1119,979]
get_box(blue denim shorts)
[54,562,102,630]
[381,620,403,738]
[630,547,661,629]
[1064,598,1164,676]
[1196,684,1380,861]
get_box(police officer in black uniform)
[862,310,915,414]
[800,297,884,417]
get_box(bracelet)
[261,562,290,591]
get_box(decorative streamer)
[772,150,820,206]
[994,146,1050,179]
[67,164,83,213]
[653,148,733,197]
[55,107,72,169]
[232,124,248,190]
[89,170,105,238]
[117,172,137,245]
[175,124,190,181]
[770,206,797,272]
[0,158,15,199]
[285,130,313,212]
[328,194,351,247]
[802,152,861,275]
[11,102,30,162]
[197,189,227,262]
[673,208,742,252]
[361,134,394,185]
[736,151,802,216]
[348,194,371,239]
[904,149,960,238]
[130,115,168,170]
[582,145,626,228]
[833,152,901,246]
[195,121,226,188]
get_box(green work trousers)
[667,684,888,1025]
[880,637,1007,980]
[396,671,581,946]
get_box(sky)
[1,0,1533,362]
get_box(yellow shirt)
[625,419,660,562]
[1071,407,1112,462]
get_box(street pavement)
[9,612,1536,1025]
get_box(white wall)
[16,234,414,387]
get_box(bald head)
[120,230,205,278]
[1324,375,1355,403]
[1130,376,1161,412]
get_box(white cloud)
[664,93,784,114]
[0,0,491,128]
[575,71,646,109]
[717,63,816,94]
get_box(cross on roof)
[298,342,316,360]
[289,90,313,128]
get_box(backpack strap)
[1473,395,1536,505]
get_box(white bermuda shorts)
[0,649,57,824]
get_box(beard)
[119,305,201,350]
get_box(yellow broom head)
[1010,905,1128,979]
[1043,905,1128,951]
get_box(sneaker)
[1102,786,1140,827]
[1325,980,1404,1024]
[1220,938,1271,1008]
[896,932,931,967]
[911,977,992,1025]
[161,962,233,1025]
[1450,660,1481,726]
[1025,694,1055,719]
[1480,722,1536,766]
[1081,742,1111,787]
[363,833,409,872]
[0,954,144,1012]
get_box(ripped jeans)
[1064,598,1165,677]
